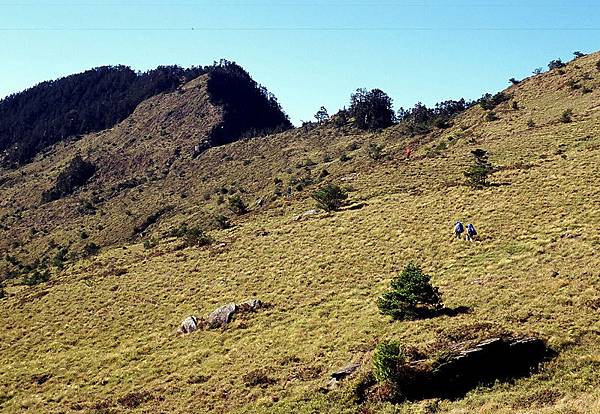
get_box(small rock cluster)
[177,299,265,334]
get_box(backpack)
[467,223,477,235]
[454,222,464,233]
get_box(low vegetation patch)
[42,155,96,202]
[169,223,213,247]
[312,183,348,212]
[242,369,275,388]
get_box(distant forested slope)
[0,61,292,167]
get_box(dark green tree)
[314,106,329,123]
[464,149,493,188]
[548,59,566,70]
[378,263,443,320]
[349,88,395,130]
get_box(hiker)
[465,223,477,242]
[453,221,464,239]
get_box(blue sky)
[1,1,599,124]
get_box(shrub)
[478,92,509,110]
[169,224,213,247]
[42,155,96,202]
[532,67,543,75]
[377,263,443,320]
[83,242,100,257]
[509,78,520,85]
[51,246,69,269]
[560,109,573,123]
[596,60,600,72]
[527,119,536,128]
[548,59,566,70]
[397,99,470,134]
[214,214,232,229]
[511,101,519,110]
[339,153,351,162]
[0,284,5,299]
[332,109,349,128]
[573,51,586,59]
[485,111,499,122]
[182,227,212,247]
[464,149,493,188]
[143,238,158,249]
[23,267,50,286]
[567,80,581,90]
[367,143,385,160]
[349,88,395,130]
[373,341,404,383]
[312,183,348,212]
[228,195,247,215]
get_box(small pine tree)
[373,341,404,382]
[378,263,443,320]
[314,106,329,123]
[464,149,493,188]
[312,184,348,212]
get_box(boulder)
[331,362,361,381]
[238,298,263,312]
[207,303,237,328]
[327,362,361,390]
[293,209,319,221]
[177,315,200,334]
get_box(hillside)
[0,62,291,167]
[0,53,599,413]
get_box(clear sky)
[1,1,599,124]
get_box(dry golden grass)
[1,53,599,413]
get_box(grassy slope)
[1,54,600,413]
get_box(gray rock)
[238,298,263,312]
[207,303,237,328]
[177,315,199,334]
[331,362,361,381]
[293,209,319,221]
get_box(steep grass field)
[1,53,599,413]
